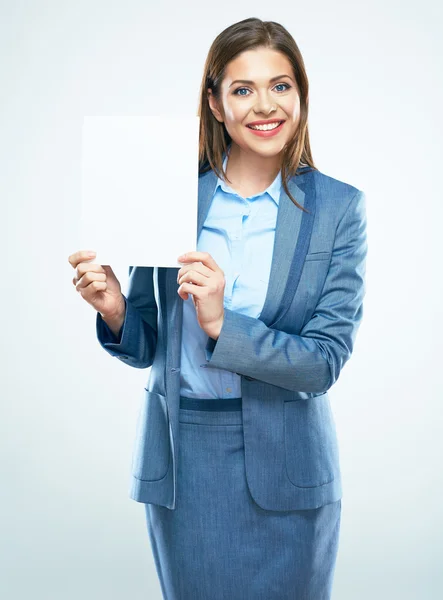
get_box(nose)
[253,91,277,116]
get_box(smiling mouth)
[246,120,284,131]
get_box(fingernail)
[87,251,96,256]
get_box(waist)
[179,396,242,411]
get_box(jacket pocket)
[284,392,340,488]
[131,389,171,481]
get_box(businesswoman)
[69,17,367,600]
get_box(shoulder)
[310,168,362,201]
[297,168,364,221]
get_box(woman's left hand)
[177,251,225,340]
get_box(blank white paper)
[80,115,199,268]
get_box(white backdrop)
[2,1,442,598]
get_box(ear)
[207,88,224,123]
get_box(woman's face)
[208,47,301,159]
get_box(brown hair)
[197,17,317,212]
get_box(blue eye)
[233,83,291,96]
[234,87,249,96]
[275,83,291,92]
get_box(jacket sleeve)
[205,189,368,393]
[96,266,158,369]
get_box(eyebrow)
[229,74,293,88]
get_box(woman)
[69,17,367,600]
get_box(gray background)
[2,1,442,598]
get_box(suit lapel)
[197,167,218,238]
[164,162,316,346]
[259,172,316,326]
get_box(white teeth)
[248,121,282,131]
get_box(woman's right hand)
[68,250,125,319]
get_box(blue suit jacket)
[96,164,367,511]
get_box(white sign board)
[80,115,199,268]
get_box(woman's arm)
[205,189,368,393]
[96,266,158,369]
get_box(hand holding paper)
[177,251,225,340]
[68,249,126,321]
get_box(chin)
[247,142,286,157]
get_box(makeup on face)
[219,49,300,151]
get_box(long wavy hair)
[197,17,317,212]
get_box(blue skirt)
[144,397,341,600]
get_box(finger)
[178,271,208,287]
[177,267,211,285]
[68,250,97,269]
[75,271,106,291]
[178,262,213,280]
[75,261,105,283]
[177,282,202,300]
[77,280,107,296]
[178,251,219,272]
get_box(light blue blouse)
[179,146,282,399]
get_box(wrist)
[100,296,126,322]
[205,312,224,340]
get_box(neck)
[225,143,282,189]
